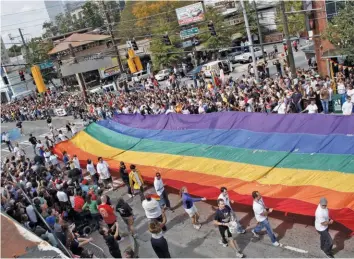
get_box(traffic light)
[208,21,216,36]
[163,33,171,45]
[31,65,46,93]
[131,38,138,51]
[19,71,25,81]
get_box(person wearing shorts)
[214,199,244,258]
[180,186,206,230]
[116,198,136,237]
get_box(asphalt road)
[1,117,353,258]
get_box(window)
[325,0,347,21]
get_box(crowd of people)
[1,59,351,257]
[1,144,337,258]
[2,62,354,125]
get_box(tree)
[106,1,121,23]
[81,2,104,29]
[276,1,306,37]
[42,21,59,38]
[324,3,354,62]
[7,45,22,57]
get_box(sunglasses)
[156,175,161,177]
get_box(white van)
[89,82,117,93]
[201,60,231,78]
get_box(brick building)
[312,0,348,76]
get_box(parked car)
[227,50,243,64]
[132,70,149,82]
[186,65,203,79]
[155,69,171,81]
[234,47,267,63]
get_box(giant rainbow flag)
[54,112,354,232]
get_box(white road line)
[283,245,308,254]
[1,149,11,153]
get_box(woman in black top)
[148,220,171,258]
[116,198,136,237]
[99,222,122,258]
[214,199,244,258]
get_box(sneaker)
[272,241,280,247]
[237,229,246,234]
[252,229,260,238]
[193,224,201,230]
[127,194,133,198]
[322,250,334,258]
[118,236,125,243]
[132,233,138,238]
[236,252,244,258]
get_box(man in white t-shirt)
[142,196,167,231]
[96,157,112,189]
[315,197,334,258]
[302,100,318,114]
[13,143,25,160]
[218,187,245,234]
[251,191,280,247]
[342,96,353,115]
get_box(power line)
[1,4,63,16]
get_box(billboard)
[99,66,120,79]
[176,2,205,26]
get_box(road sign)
[180,27,199,40]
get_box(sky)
[1,0,51,49]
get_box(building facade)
[44,0,65,25]
[312,0,348,76]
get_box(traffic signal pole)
[101,0,124,72]
[240,0,259,81]
[280,1,296,78]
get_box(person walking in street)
[28,133,37,154]
[315,197,334,258]
[16,120,24,135]
[154,172,173,211]
[142,196,167,232]
[46,115,52,129]
[148,220,171,258]
[13,142,26,161]
[2,132,13,152]
[180,186,206,230]
[320,85,330,114]
[120,162,131,197]
[99,222,122,258]
[86,159,99,185]
[97,157,113,189]
[251,191,280,247]
[129,165,144,201]
[218,187,245,234]
[116,198,136,237]
[214,199,244,258]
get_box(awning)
[231,33,243,40]
[321,49,350,59]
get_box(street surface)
[1,117,353,258]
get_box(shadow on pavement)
[332,229,351,255]
[273,217,295,241]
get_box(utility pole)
[240,0,258,81]
[69,43,88,101]
[253,0,266,62]
[18,28,30,90]
[101,0,124,72]
[280,1,296,78]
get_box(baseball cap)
[320,197,328,206]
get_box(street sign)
[126,41,132,49]
[39,61,54,70]
[182,40,193,48]
[180,27,199,40]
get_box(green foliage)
[7,45,22,57]
[81,2,104,28]
[276,1,306,36]
[324,3,354,62]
